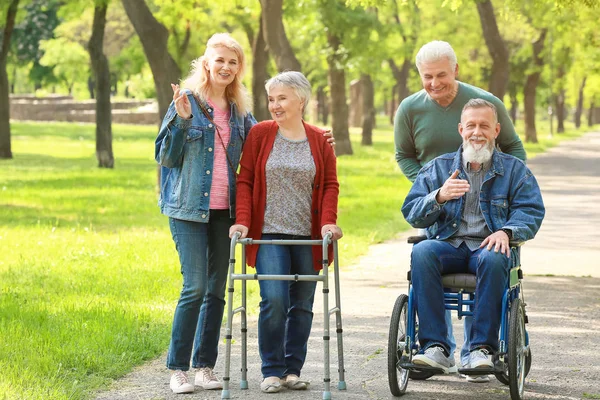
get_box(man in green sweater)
[394,41,526,182]
[394,40,526,382]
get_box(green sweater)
[394,81,526,182]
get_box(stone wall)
[9,95,159,125]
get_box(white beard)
[463,137,494,165]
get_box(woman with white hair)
[230,71,342,393]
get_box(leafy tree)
[0,0,20,159]
[10,0,61,91]
[260,0,301,72]
[88,0,113,168]
[121,0,181,122]
[39,37,89,94]
[476,0,509,100]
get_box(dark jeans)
[166,210,233,371]
[255,234,318,378]
[411,240,511,355]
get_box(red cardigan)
[235,120,339,271]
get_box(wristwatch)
[500,228,513,240]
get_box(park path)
[96,132,600,400]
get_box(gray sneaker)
[469,348,494,369]
[413,346,454,373]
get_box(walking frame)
[221,232,347,400]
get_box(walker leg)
[322,258,332,399]
[221,251,236,399]
[333,242,346,390]
[241,261,248,390]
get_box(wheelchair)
[388,235,532,400]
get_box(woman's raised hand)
[171,83,192,119]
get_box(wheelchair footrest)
[458,366,501,376]
[399,362,446,375]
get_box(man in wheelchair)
[400,99,545,374]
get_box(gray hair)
[415,41,457,72]
[462,98,498,122]
[265,71,311,113]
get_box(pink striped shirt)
[208,100,231,209]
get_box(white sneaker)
[469,348,494,369]
[284,374,310,390]
[413,346,454,373]
[260,376,282,393]
[195,367,223,390]
[170,370,194,394]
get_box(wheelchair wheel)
[388,294,410,396]
[525,349,532,377]
[508,298,527,400]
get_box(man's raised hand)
[436,169,470,204]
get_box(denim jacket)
[155,90,256,222]
[401,147,545,243]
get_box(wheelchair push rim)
[508,297,528,400]
[388,294,410,396]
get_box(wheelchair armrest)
[407,235,427,244]
[509,240,524,248]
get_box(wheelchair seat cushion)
[442,273,477,292]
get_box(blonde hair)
[181,33,252,115]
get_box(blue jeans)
[411,240,510,355]
[166,211,233,371]
[255,234,319,378]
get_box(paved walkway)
[96,132,600,400]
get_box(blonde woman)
[155,33,255,394]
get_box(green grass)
[0,117,595,400]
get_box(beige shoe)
[260,376,282,393]
[170,370,195,394]
[195,367,223,390]
[284,374,309,390]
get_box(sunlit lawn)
[0,117,593,399]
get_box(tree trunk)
[327,32,352,156]
[476,0,509,100]
[317,86,328,125]
[388,58,411,115]
[0,0,19,159]
[361,74,375,146]
[523,29,547,143]
[251,13,270,122]
[260,0,301,72]
[348,79,362,128]
[88,76,95,99]
[389,84,397,125]
[88,3,114,169]
[509,85,518,126]
[575,76,587,129]
[588,99,595,127]
[555,64,566,133]
[121,0,181,121]
[555,89,566,133]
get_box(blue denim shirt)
[402,147,545,243]
[155,90,256,222]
